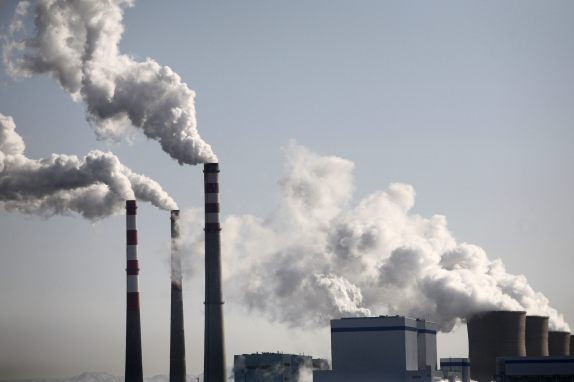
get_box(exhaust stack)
[203,163,227,382]
[125,200,143,382]
[170,210,186,382]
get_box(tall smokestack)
[170,210,186,382]
[525,316,549,356]
[467,311,526,382]
[203,163,227,382]
[125,200,143,382]
[548,331,570,356]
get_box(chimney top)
[126,200,137,214]
[204,163,220,173]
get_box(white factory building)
[313,315,446,382]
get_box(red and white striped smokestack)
[170,210,186,382]
[125,200,143,382]
[203,163,227,382]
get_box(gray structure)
[525,316,549,356]
[203,163,226,382]
[570,336,574,358]
[549,331,571,356]
[169,210,186,382]
[125,200,143,382]
[496,356,574,381]
[467,311,526,382]
[314,316,442,382]
[440,358,470,382]
[233,353,329,382]
[418,319,438,371]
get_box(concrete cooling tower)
[525,315,549,356]
[467,311,526,382]
[548,331,570,356]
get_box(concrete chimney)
[125,200,143,382]
[170,210,186,382]
[548,331,570,356]
[467,311,526,382]
[203,163,227,382]
[525,316,549,356]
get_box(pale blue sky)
[1,0,573,378]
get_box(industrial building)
[233,352,329,382]
[440,358,470,382]
[313,316,444,382]
[496,357,574,381]
[467,311,574,382]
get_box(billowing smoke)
[3,0,216,165]
[0,113,177,219]
[179,142,569,332]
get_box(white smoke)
[179,142,569,332]
[0,113,177,219]
[3,0,216,165]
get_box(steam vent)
[467,311,526,382]
[203,163,227,382]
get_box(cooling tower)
[525,315,549,356]
[203,163,227,382]
[170,210,186,382]
[125,200,143,382]
[548,331,570,356]
[570,335,574,357]
[467,311,526,382]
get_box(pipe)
[170,210,186,382]
[125,200,143,382]
[203,163,227,382]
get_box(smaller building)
[440,358,470,382]
[496,356,574,381]
[233,352,329,382]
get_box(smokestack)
[203,163,227,382]
[467,311,526,382]
[548,331,570,356]
[125,200,143,382]
[170,210,186,382]
[525,316,549,356]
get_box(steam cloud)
[180,143,569,332]
[0,113,177,219]
[4,0,216,165]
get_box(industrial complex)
[120,164,574,382]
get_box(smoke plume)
[3,0,216,165]
[0,113,177,219]
[179,142,569,332]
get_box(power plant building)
[233,353,329,382]
[440,358,470,382]
[313,316,443,382]
[496,356,574,381]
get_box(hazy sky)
[1,0,574,378]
